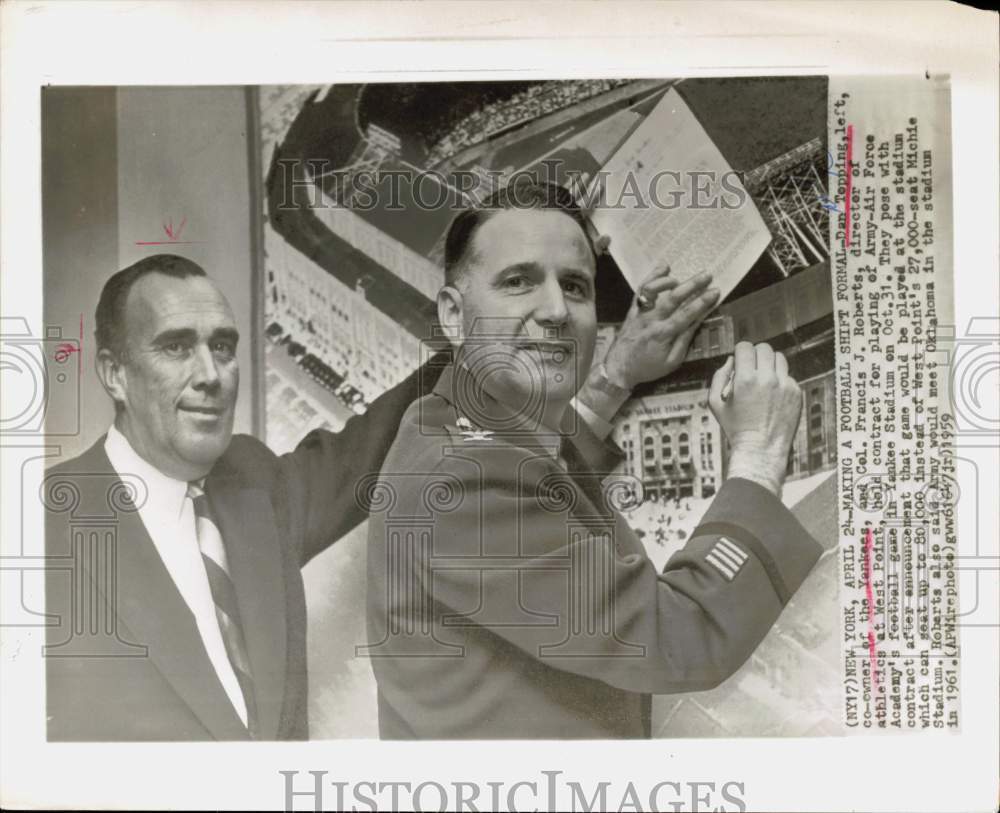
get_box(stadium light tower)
[309,125,404,208]
[745,137,831,276]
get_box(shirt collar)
[432,362,569,463]
[104,424,190,519]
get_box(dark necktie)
[187,481,259,738]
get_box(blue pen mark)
[825,149,839,177]
[819,194,841,214]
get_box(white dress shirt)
[104,425,249,726]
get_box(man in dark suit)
[45,242,717,741]
[43,254,451,741]
[366,182,822,738]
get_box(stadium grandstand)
[355,80,634,167]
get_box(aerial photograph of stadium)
[257,76,842,737]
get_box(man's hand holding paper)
[577,255,720,426]
[602,263,720,390]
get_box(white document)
[589,87,771,301]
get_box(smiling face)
[439,207,598,428]
[105,272,239,481]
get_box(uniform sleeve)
[685,476,822,604]
[384,447,822,695]
[278,352,449,566]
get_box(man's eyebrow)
[210,327,240,344]
[494,261,543,277]
[151,328,197,345]
[559,267,594,280]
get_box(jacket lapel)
[205,464,287,741]
[81,443,251,740]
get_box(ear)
[95,347,128,410]
[436,285,465,349]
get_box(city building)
[265,224,424,403]
[614,389,724,500]
[613,363,836,502]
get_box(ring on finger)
[636,290,657,311]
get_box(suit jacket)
[366,363,824,738]
[44,353,449,741]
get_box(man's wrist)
[600,356,633,391]
[577,363,632,429]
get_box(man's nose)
[533,278,569,325]
[190,344,221,389]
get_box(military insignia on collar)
[456,415,494,441]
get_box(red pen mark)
[843,124,854,249]
[163,216,186,241]
[53,316,84,367]
[53,342,79,364]
[863,526,880,691]
[135,215,198,246]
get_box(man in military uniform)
[366,181,821,739]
